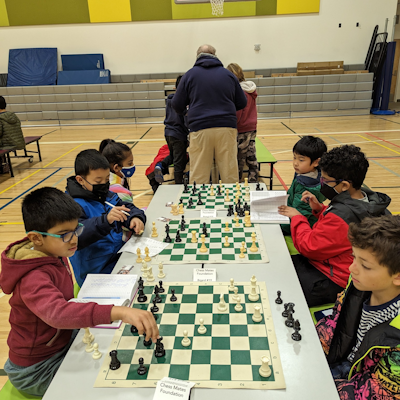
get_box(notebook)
[250,191,290,224]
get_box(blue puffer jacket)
[171,55,247,132]
[66,177,146,286]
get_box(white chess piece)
[82,328,91,344]
[141,260,147,273]
[248,285,259,302]
[232,287,240,302]
[147,266,155,282]
[158,262,166,279]
[250,274,257,287]
[252,305,263,323]
[228,278,235,291]
[181,330,191,347]
[197,318,207,334]
[259,356,272,378]
[92,343,102,360]
[218,293,227,312]
[85,340,94,353]
[234,297,243,312]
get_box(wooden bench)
[0,146,16,177]
[254,137,277,190]
[12,136,42,163]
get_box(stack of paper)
[250,191,290,224]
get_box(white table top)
[43,184,339,400]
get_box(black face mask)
[92,182,110,201]
[320,182,340,201]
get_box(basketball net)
[211,0,224,16]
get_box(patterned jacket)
[316,279,400,399]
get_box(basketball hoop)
[211,0,224,16]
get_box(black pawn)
[137,288,147,303]
[137,357,147,375]
[282,303,289,318]
[175,230,182,243]
[130,325,138,334]
[291,320,302,341]
[227,204,234,217]
[170,289,177,302]
[180,220,186,232]
[154,290,162,303]
[256,182,261,191]
[287,302,295,314]
[202,183,206,190]
[151,298,159,313]
[154,337,166,358]
[188,198,193,208]
[275,291,283,304]
[181,215,186,224]
[150,306,158,321]
[143,337,152,347]
[158,280,165,293]
[244,202,250,212]
[110,350,121,370]
[285,311,294,328]
[217,186,222,196]
[197,193,203,206]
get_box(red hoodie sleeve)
[290,212,350,262]
[19,270,113,329]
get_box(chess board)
[177,183,251,210]
[94,281,286,390]
[155,217,269,264]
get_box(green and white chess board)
[94,281,286,390]
[155,217,269,264]
[177,183,251,210]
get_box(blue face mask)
[121,165,136,178]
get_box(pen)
[105,201,130,217]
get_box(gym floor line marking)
[0,144,82,195]
[40,138,165,145]
[52,169,74,188]
[364,132,400,150]
[132,189,153,200]
[272,167,288,191]
[258,129,400,138]
[0,222,23,225]
[280,122,301,137]
[357,135,400,156]
[129,127,153,149]
[0,169,62,211]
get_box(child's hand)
[278,205,302,218]
[130,217,145,234]
[301,191,323,212]
[107,206,130,224]
[111,307,159,342]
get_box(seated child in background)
[146,144,172,193]
[154,75,189,185]
[0,95,25,151]
[226,63,259,182]
[278,145,391,307]
[316,215,400,400]
[100,139,135,203]
[0,187,158,397]
[66,149,146,287]
[281,135,327,236]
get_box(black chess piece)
[181,215,186,224]
[197,192,204,206]
[158,280,165,293]
[193,181,197,190]
[202,183,206,190]
[183,176,189,193]
[237,199,241,208]
[275,291,283,304]
[164,231,172,243]
[137,357,147,375]
[244,202,250,212]
[285,311,294,328]
[282,303,289,318]
[291,320,302,341]
[143,336,152,347]
[154,337,166,358]
[191,187,196,196]
[217,186,222,196]
[154,290,162,303]
[287,302,295,314]
[175,230,182,243]
[227,204,234,217]
[138,277,144,288]
[202,222,208,237]
[180,220,186,232]
[137,288,147,303]
[188,198,194,208]
[154,285,159,295]
[110,350,121,370]
[238,207,245,217]
[130,325,138,334]
[179,198,183,204]
[150,306,158,321]
[256,182,261,191]
[170,288,177,302]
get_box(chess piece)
[85,340,94,353]
[110,350,121,370]
[181,330,191,347]
[175,230,182,243]
[151,222,158,237]
[225,189,230,202]
[178,203,184,214]
[275,291,283,304]
[219,180,222,188]
[244,177,249,187]
[198,318,207,334]
[199,234,208,253]
[144,247,151,262]
[143,336,152,347]
[244,211,252,227]
[188,198,194,208]
[130,325,138,334]
[241,241,247,252]
[250,233,258,252]
[158,280,165,293]
[232,286,240,302]
[142,262,148,279]
[136,248,143,263]
[228,278,235,291]
[191,230,198,243]
[282,303,289,318]
[154,337,166,358]
[252,305,263,323]
[285,311,294,328]
[292,320,302,341]
[234,212,240,227]
[137,287,147,303]
[170,289,177,302]
[250,274,257,287]
[224,222,230,232]
[180,219,186,232]
[218,293,227,312]
[234,297,243,312]
[202,222,208,237]
[256,182,261,191]
[92,343,102,360]
[287,302,295,314]
[146,266,154,282]
[224,236,230,247]
[259,356,272,378]
[197,192,204,206]
[82,328,94,344]
[227,204,234,217]
[183,177,189,193]
[239,245,246,258]
[164,225,172,243]
[248,286,259,302]
[137,357,147,375]
[154,289,162,303]
[210,185,215,196]
[217,185,222,196]
[158,262,166,279]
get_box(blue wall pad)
[61,54,104,71]
[7,48,57,87]
[57,69,110,85]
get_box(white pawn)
[141,260,147,273]
[158,262,166,279]
[82,327,91,344]
[234,297,243,312]
[92,343,102,360]
[248,285,259,302]
[259,356,272,378]
[198,318,207,334]
[228,278,235,291]
[85,340,94,353]
[232,287,240,302]
[218,293,227,312]
[147,266,155,282]
[181,330,191,347]
[252,305,263,323]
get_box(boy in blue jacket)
[66,149,146,286]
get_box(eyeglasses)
[27,223,84,243]
[320,177,343,185]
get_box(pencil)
[105,201,130,217]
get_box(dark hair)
[99,139,131,169]
[293,136,327,163]
[319,145,369,190]
[0,96,6,109]
[74,149,109,177]
[22,187,82,232]
[348,215,400,275]
[176,75,183,89]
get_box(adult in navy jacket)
[172,44,247,184]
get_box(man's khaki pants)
[189,127,239,184]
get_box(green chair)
[284,236,299,256]
[0,380,42,400]
[309,303,335,325]
[254,137,277,190]
[74,282,80,298]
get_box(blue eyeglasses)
[27,223,84,243]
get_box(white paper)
[153,377,195,400]
[200,209,217,218]
[193,268,216,282]
[118,236,169,257]
[250,191,290,223]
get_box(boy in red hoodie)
[0,187,158,397]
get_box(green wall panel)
[0,0,9,26]
[130,0,172,21]
[256,0,277,16]
[5,0,90,26]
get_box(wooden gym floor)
[1,114,400,389]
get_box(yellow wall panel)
[0,0,9,26]
[277,0,319,15]
[88,0,132,23]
